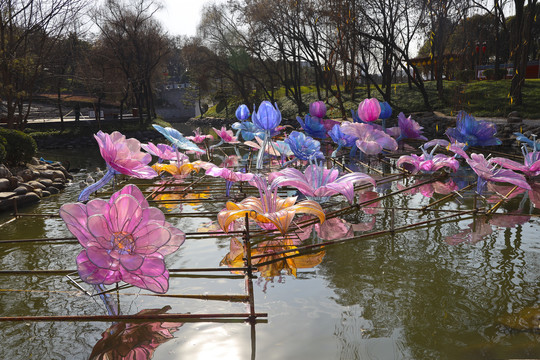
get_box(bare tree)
[0,0,87,129]
[94,0,169,124]
[423,0,471,101]
[509,0,537,105]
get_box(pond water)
[0,138,539,360]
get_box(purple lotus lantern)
[309,101,327,119]
[235,104,250,121]
[252,101,282,169]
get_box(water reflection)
[319,206,540,359]
[2,145,539,359]
[219,214,377,290]
[89,306,183,360]
[397,178,458,198]
[220,236,325,286]
[488,181,540,210]
[446,212,531,245]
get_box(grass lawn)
[203,79,540,120]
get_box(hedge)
[0,128,37,165]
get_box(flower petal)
[109,194,143,233]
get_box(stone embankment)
[0,158,72,212]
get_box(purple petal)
[139,256,167,277]
[119,253,145,271]
[491,157,528,173]
[320,183,355,203]
[86,246,116,269]
[109,194,143,233]
[121,268,169,293]
[357,140,382,155]
[59,203,93,247]
[491,169,532,190]
[132,223,174,255]
[76,251,121,285]
[86,215,113,250]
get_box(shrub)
[455,70,475,82]
[483,69,507,80]
[0,128,37,165]
[152,117,172,129]
[0,135,6,164]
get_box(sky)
[155,0,226,37]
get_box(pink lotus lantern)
[61,184,185,293]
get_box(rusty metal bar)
[251,210,477,261]
[0,267,250,276]
[421,183,476,211]
[0,312,268,323]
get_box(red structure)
[477,60,540,80]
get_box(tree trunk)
[510,0,536,106]
[57,86,64,132]
[494,4,501,75]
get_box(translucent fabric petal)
[275,196,298,210]
[358,98,381,122]
[252,101,282,130]
[492,157,531,175]
[396,155,420,173]
[59,203,94,247]
[121,268,169,294]
[77,251,121,285]
[334,172,376,187]
[85,198,110,217]
[109,184,149,208]
[86,215,113,250]
[218,209,256,232]
[235,104,251,120]
[317,183,355,203]
[289,200,326,224]
[309,101,327,118]
[342,122,397,155]
[119,253,145,271]
[87,245,116,269]
[132,223,173,255]
[152,124,205,154]
[430,154,459,173]
[138,256,167,277]
[263,210,296,233]
[213,126,239,144]
[206,167,254,183]
[141,142,177,161]
[109,194,143,233]
[94,131,158,179]
[142,207,166,224]
[357,139,383,155]
[397,112,427,141]
[490,169,531,190]
[271,164,374,204]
